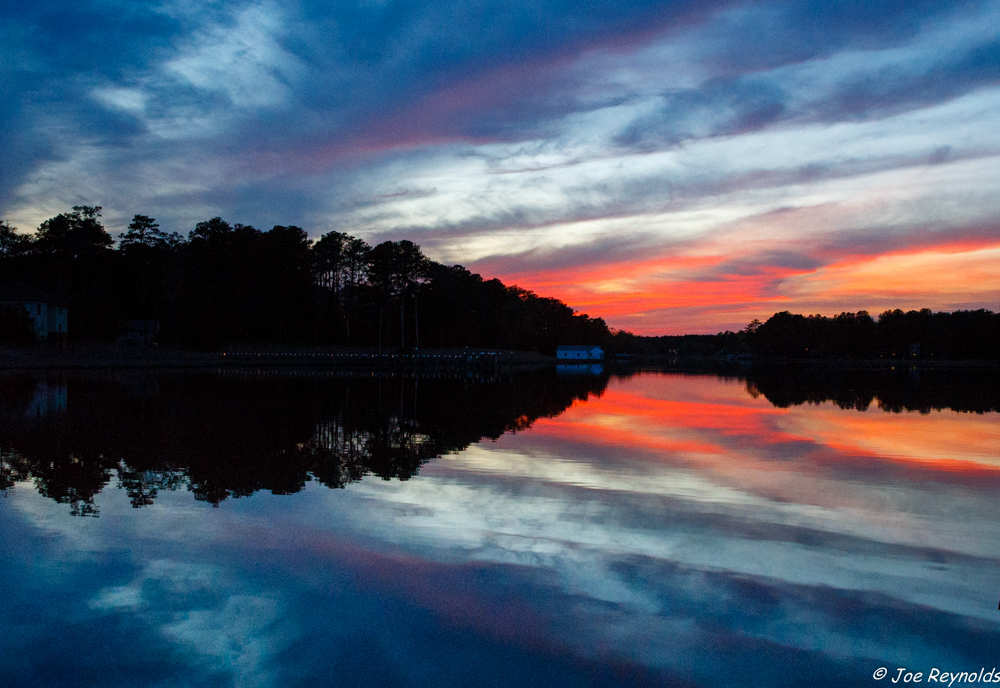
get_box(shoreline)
[3,345,998,372]
[0,344,553,371]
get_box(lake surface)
[2,366,1000,687]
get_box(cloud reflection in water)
[2,370,999,686]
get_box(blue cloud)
[2,0,998,281]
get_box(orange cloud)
[782,241,1000,308]
[482,231,1000,334]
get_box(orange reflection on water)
[778,404,1000,470]
[530,374,803,457]
[509,373,1000,511]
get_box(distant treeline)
[640,309,1000,360]
[0,207,618,352]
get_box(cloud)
[1,0,999,331]
[162,2,306,110]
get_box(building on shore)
[0,284,69,343]
[556,345,604,361]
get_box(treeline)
[0,207,618,352]
[637,309,1000,360]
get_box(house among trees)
[556,345,604,360]
[0,285,68,343]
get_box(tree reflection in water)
[740,364,1000,413]
[3,364,998,515]
[0,370,611,514]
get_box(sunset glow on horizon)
[2,0,999,333]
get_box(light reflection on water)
[2,369,999,687]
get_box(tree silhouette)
[20,206,117,339]
[740,309,1000,360]
[35,206,113,258]
[0,220,32,257]
[119,214,181,251]
[369,240,431,348]
[0,304,36,343]
[260,225,312,343]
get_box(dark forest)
[640,309,1000,360]
[0,207,618,352]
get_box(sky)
[1,0,999,334]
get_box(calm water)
[2,367,1000,687]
